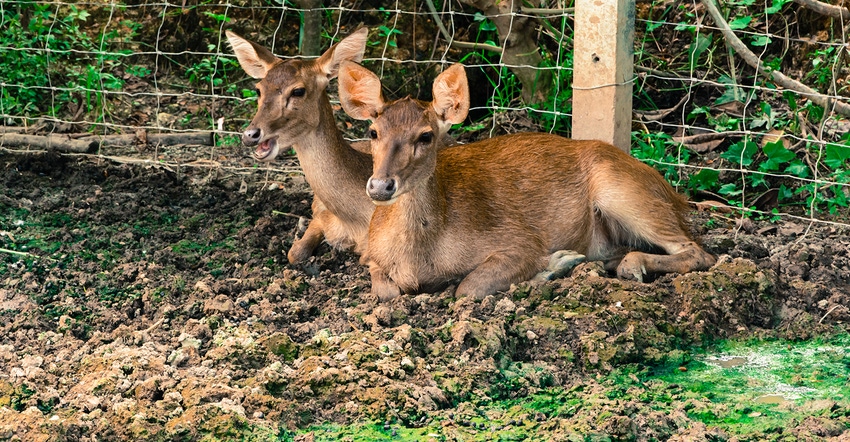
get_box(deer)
[337,61,716,301]
[225,28,374,264]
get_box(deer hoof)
[533,250,585,282]
[616,259,646,283]
[287,242,313,264]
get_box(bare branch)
[423,0,503,53]
[0,133,96,153]
[794,0,850,20]
[703,0,850,118]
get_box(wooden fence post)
[571,0,635,152]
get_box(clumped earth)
[1,148,849,441]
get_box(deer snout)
[367,177,398,203]
[242,127,262,146]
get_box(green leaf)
[759,140,795,171]
[689,33,712,70]
[751,35,771,46]
[784,160,810,178]
[721,140,758,166]
[718,183,743,197]
[675,23,696,32]
[689,169,720,191]
[749,173,768,188]
[766,0,792,14]
[729,16,752,30]
[646,20,664,32]
[479,20,497,32]
[778,184,793,201]
[824,144,850,169]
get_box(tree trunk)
[295,0,323,57]
[458,0,552,103]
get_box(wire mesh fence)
[1,0,848,227]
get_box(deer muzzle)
[367,177,398,205]
[242,127,262,146]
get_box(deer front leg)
[369,264,402,302]
[287,202,329,264]
[287,217,324,264]
[457,250,547,300]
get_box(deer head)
[338,62,469,203]
[226,28,368,161]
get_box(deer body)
[339,62,716,300]
[226,29,373,263]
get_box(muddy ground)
[0,145,849,441]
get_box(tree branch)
[0,133,96,153]
[423,0,503,53]
[703,0,850,118]
[793,0,850,20]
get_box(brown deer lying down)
[226,29,374,264]
[338,62,716,301]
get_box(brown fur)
[226,29,374,263]
[339,62,716,301]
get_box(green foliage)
[376,25,402,48]
[688,169,720,192]
[472,12,499,46]
[688,33,712,70]
[632,132,690,186]
[0,2,135,122]
[186,45,241,92]
[720,139,758,167]
[805,46,841,91]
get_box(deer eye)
[369,129,378,139]
[291,88,306,97]
[418,131,433,144]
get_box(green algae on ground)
[649,331,850,435]
[294,333,850,441]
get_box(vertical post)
[572,0,635,152]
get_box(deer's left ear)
[226,31,279,79]
[431,64,469,126]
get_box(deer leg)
[532,250,586,282]
[617,241,715,282]
[369,264,402,302]
[457,249,548,300]
[287,213,325,264]
[594,166,716,281]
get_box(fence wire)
[0,0,848,229]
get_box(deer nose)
[367,177,397,202]
[242,127,262,146]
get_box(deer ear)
[226,30,278,79]
[338,61,384,121]
[316,27,368,80]
[431,64,469,126]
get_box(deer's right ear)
[431,64,470,126]
[317,27,368,80]
[338,61,384,121]
[226,31,278,79]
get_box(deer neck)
[392,173,446,240]
[290,94,371,214]
[291,95,354,165]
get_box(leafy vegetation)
[0,3,136,121]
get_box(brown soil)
[1,145,848,441]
